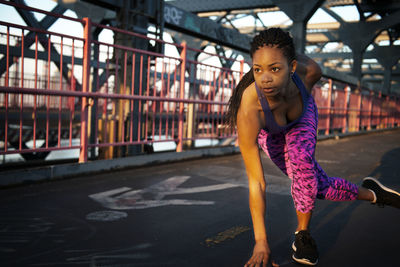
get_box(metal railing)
[0,1,399,164]
[313,78,399,135]
[0,2,243,163]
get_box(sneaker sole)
[292,242,318,266]
[363,177,400,197]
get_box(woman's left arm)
[295,54,322,92]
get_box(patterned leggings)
[257,97,358,213]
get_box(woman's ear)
[290,59,297,73]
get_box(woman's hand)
[244,241,279,267]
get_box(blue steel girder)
[273,0,324,54]
[77,0,252,53]
[339,9,400,52]
[353,0,366,21]
[273,0,323,22]
[167,35,239,98]
[214,45,239,70]
[321,6,345,24]
[164,3,251,53]
[0,1,66,76]
[371,45,400,69]
[0,44,108,71]
[71,0,399,93]
[167,0,275,13]
[360,1,400,14]
[338,8,400,79]
[8,0,83,91]
[370,45,400,94]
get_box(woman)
[226,28,400,267]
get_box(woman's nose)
[261,73,272,83]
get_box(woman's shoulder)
[295,55,322,92]
[238,82,263,120]
[241,82,258,105]
[237,82,264,136]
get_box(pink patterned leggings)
[257,97,358,213]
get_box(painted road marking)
[203,226,251,247]
[89,176,240,210]
[86,211,128,222]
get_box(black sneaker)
[292,230,318,266]
[362,177,400,208]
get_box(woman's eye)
[254,68,261,73]
[271,67,280,72]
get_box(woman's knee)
[289,152,315,172]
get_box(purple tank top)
[255,72,310,134]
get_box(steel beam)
[163,3,251,52]
[78,0,251,53]
[10,0,82,90]
[273,0,324,54]
[359,3,400,13]
[338,9,400,81]
[167,0,275,13]
[58,0,397,91]
[0,1,67,76]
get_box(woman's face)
[252,45,295,98]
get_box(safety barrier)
[0,1,399,164]
[313,78,399,135]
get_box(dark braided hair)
[226,28,295,129]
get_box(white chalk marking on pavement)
[85,210,128,222]
[89,176,240,210]
[318,159,340,164]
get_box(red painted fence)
[0,2,399,163]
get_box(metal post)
[177,41,187,152]
[367,90,373,130]
[397,96,400,126]
[392,97,397,127]
[356,91,362,132]
[325,78,332,135]
[385,95,389,128]
[79,18,91,163]
[342,86,349,133]
[89,28,101,160]
[240,59,244,79]
[378,91,382,128]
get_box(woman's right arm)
[237,88,275,267]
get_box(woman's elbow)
[248,179,266,194]
[305,64,322,88]
[310,62,322,82]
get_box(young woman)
[226,28,400,267]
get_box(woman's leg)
[284,123,319,217]
[314,161,359,202]
[284,99,321,265]
[284,127,318,231]
[257,129,288,175]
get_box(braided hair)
[226,28,295,129]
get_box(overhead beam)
[0,1,67,76]
[307,50,383,60]
[163,3,251,52]
[320,66,359,85]
[166,0,275,13]
[11,0,82,89]
[79,0,252,53]
[65,1,394,90]
[359,3,400,13]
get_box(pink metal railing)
[312,80,399,134]
[0,1,399,164]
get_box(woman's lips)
[262,87,276,94]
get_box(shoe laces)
[297,231,316,249]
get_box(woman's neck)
[265,79,297,104]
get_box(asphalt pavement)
[1,129,400,267]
